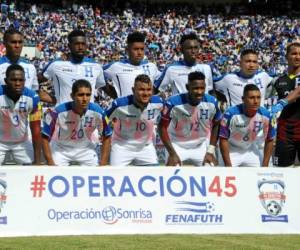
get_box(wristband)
[278,99,288,107]
[207,145,216,154]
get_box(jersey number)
[71,128,84,140]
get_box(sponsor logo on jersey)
[233,83,243,87]
[278,82,288,86]
[62,68,73,73]
[236,123,246,128]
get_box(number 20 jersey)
[42,102,112,148]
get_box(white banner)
[0,167,299,236]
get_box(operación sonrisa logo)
[102,206,152,224]
[258,179,288,222]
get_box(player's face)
[69,36,87,58]
[127,42,145,65]
[240,53,259,77]
[242,90,261,116]
[4,34,23,58]
[181,39,199,64]
[5,70,25,95]
[133,81,153,106]
[187,79,206,103]
[287,45,300,69]
[72,87,91,111]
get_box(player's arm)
[99,113,113,166]
[38,73,56,104]
[262,139,273,167]
[219,111,232,167]
[38,62,57,104]
[41,134,55,166]
[39,89,57,104]
[41,109,57,165]
[29,103,42,165]
[203,100,222,166]
[262,114,276,167]
[219,138,232,167]
[203,120,220,166]
[157,105,181,166]
[100,135,111,166]
[271,85,300,116]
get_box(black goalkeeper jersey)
[273,73,300,140]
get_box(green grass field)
[1,235,300,250]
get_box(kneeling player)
[158,71,221,166]
[42,80,112,166]
[106,74,163,166]
[0,64,41,165]
[219,84,275,167]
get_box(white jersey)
[106,95,164,149]
[103,59,161,97]
[0,85,40,143]
[0,56,38,90]
[161,93,221,149]
[214,71,273,107]
[155,60,213,95]
[219,104,275,150]
[42,102,112,148]
[43,57,105,105]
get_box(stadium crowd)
[0,1,299,77]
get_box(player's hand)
[203,153,218,166]
[166,153,181,166]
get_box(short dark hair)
[3,28,23,42]
[188,71,205,82]
[243,84,260,96]
[287,42,300,55]
[127,32,145,45]
[72,79,91,94]
[180,33,199,46]
[240,48,258,58]
[134,74,152,85]
[6,64,24,78]
[68,30,86,43]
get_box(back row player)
[0,29,38,91]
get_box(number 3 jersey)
[219,104,275,150]
[161,93,221,149]
[42,102,112,148]
[106,95,164,149]
[0,85,40,143]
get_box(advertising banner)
[0,167,299,236]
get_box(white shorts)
[51,143,98,166]
[0,141,33,165]
[165,142,207,166]
[110,143,158,166]
[229,146,262,167]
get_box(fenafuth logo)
[165,201,223,225]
